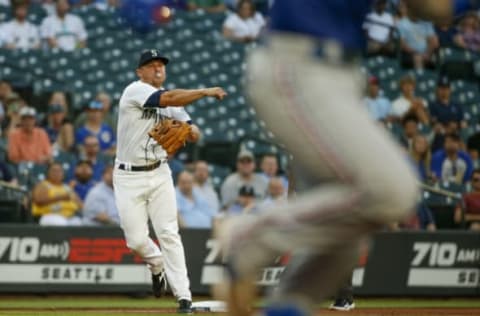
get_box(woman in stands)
[410,134,435,181]
[222,0,265,43]
[32,162,82,225]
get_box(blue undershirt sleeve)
[143,90,168,108]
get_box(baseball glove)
[148,119,192,156]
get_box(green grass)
[1,297,480,315]
[0,297,176,309]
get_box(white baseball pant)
[223,34,418,304]
[113,163,191,300]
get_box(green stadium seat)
[0,6,10,23]
[209,163,232,192]
[384,122,403,141]
[53,150,76,177]
[27,4,47,25]
[439,47,471,63]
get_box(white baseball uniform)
[113,80,191,301]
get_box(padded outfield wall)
[0,225,478,296]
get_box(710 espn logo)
[0,237,142,263]
[0,237,69,262]
[408,242,480,287]
[411,242,480,266]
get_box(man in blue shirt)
[79,135,108,182]
[75,100,116,155]
[83,165,120,226]
[432,133,473,184]
[176,171,218,229]
[430,76,465,127]
[364,76,392,121]
[397,15,439,69]
[69,160,96,201]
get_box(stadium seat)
[27,4,47,24]
[198,142,240,169]
[0,6,10,23]
[209,164,232,193]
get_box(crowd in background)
[1,0,480,231]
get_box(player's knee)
[126,237,150,255]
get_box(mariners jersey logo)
[141,108,167,122]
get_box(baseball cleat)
[177,299,193,314]
[151,270,167,298]
[329,298,355,311]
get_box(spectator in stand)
[75,100,116,155]
[0,161,17,185]
[363,0,395,56]
[467,133,480,166]
[223,0,265,43]
[187,0,226,13]
[364,75,392,121]
[455,169,480,230]
[74,92,116,131]
[435,22,457,47]
[431,120,461,153]
[226,185,257,215]
[48,91,70,117]
[391,75,429,124]
[193,160,220,213]
[32,162,82,225]
[79,135,107,181]
[40,0,87,51]
[8,107,52,164]
[169,158,185,185]
[220,149,268,208]
[2,96,25,136]
[41,0,56,16]
[0,80,18,104]
[454,12,480,52]
[176,171,217,229]
[0,80,21,132]
[258,153,288,191]
[432,133,473,184]
[43,103,74,152]
[409,135,433,181]
[0,80,17,114]
[1,2,41,50]
[396,1,439,69]
[399,115,419,149]
[83,165,119,226]
[69,160,95,201]
[258,177,287,210]
[430,77,466,129]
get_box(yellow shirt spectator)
[32,163,82,225]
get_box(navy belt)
[118,160,166,172]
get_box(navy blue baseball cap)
[138,49,169,68]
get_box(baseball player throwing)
[114,49,226,313]
[214,0,472,315]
